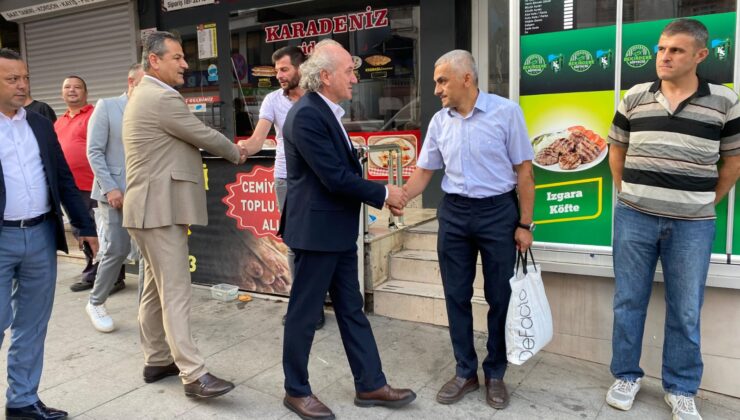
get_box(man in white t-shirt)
[239,46,325,330]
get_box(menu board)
[520,20,616,246]
[522,0,575,35]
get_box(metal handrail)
[359,144,405,238]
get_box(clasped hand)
[385,185,408,216]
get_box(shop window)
[229,3,420,138]
[623,0,735,23]
[487,0,509,97]
[169,24,222,131]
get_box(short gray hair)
[141,31,180,71]
[128,63,143,78]
[434,49,478,83]
[299,39,344,92]
[662,18,708,49]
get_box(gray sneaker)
[606,378,641,411]
[665,393,702,420]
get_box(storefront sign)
[190,157,292,296]
[197,23,217,59]
[222,167,281,239]
[162,0,215,12]
[184,96,220,104]
[264,6,389,43]
[1,0,106,21]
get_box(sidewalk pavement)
[1,259,739,419]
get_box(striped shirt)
[608,79,740,220]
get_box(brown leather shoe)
[485,378,509,409]
[143,362,180,383]
[283,394,335,420]
[354,384,416,408]
[436,375,480,404]
[183,373,234,398]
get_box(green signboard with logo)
[520,9,738,255]
[520,24,616,246]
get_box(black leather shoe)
[143,362,180,383]
[69,280,93,292]
[184,373,235,398]
[109,280,126,296]
[6,400,67,420]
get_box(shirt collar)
[317,91,345,119]
[0,106,26,122]
[446,90,486,118]
[649,78,711,98]
[62,103,93,119]
[144,75,180,94]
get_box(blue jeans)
[0,219,58,407]
[611,201,715,396]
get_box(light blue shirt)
[417,91,534,198]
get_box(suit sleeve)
[86,99,117,195]
[158,92,241,164]
[291,107,386,208]
[50,125,96,236]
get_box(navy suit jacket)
[0,110,96,253]
[280,92,385,252]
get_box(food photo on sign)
[364,132,419,180]
[189,160,292,296]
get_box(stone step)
[373,279,489,332]
[389,249,484,289]
[402,220,438,252]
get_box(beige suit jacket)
[122,76,240,228]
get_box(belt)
[2,212,51,228]
[445,190,517,205]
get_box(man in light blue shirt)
[400,49,535,411]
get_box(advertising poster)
[350,130,420,181]
[189,156,292,296]
[520,13,616,246]
[621,13,737,255]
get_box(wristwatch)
[517,222,536,232]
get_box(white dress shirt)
[144,75,180,94]
[0,107,51,220]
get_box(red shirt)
[54,104,94,191]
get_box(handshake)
[385,185,408,216]
[236,141,250,164]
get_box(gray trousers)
[275,177,295,276]
[89,201,144,305]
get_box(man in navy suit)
[280,39,415,420]
[0,48,98,420]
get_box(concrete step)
[402,220,438,252]
[373,279,489,332]
[389,249,484,289]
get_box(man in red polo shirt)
[55,76,125,292]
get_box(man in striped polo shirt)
[605,18,740,420]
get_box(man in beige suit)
[122,31,247,399]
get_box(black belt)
[446,189,517,205]
[2,212,51,228]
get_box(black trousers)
[283,248,386,397]
[437,191,518,380]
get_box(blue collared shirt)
[417,91,534,198]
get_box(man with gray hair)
[280,39,415,419]
[400,49,535,410]
[123,31,247,399]
[84,63,145,333]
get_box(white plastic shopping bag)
[505,249,553,365]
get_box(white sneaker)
[86,301,115,333]
[665,393,702,420]
[606,378,641,410]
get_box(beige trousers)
[128,225,207,384]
